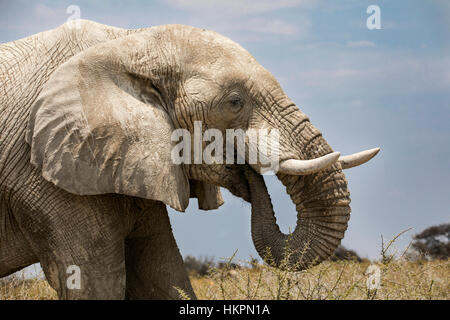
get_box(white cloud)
[346,40,376,48]
[165,0,315,14]
[34,4,60,19]
[162,0,315,37]
[297,68,361,81]
[279,43,450,104]
[231,18,300,35]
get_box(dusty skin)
[0,20,379,299]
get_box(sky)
[1,0,449,266]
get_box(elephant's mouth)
[189,163,250,201]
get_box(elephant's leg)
[39,243,126,299]
[0,195,38,278]
[14,185,132,299]
[125,201,195,300]
[0,220,38,278]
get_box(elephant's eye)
[228,94,244,111]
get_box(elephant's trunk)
[248,115,351,270]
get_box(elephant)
[0,20,379,299]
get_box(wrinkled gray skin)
[0,20,355,299]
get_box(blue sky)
[1,0,449,263]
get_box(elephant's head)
[26,24,379,270]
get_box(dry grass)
[190,259,449,300]
[1,231,448,300]
[0,274,57,300]
[1,259,448,300]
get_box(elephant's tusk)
[338,147,380,169]
[278,152,340,175]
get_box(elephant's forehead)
[185,48,276,89]
[156,24,282,92]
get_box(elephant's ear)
[25,34,190,211]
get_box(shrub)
[329,245,363,262]
[184,255,215,276]
[409,223,450,260]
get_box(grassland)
[1,258,448,300]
